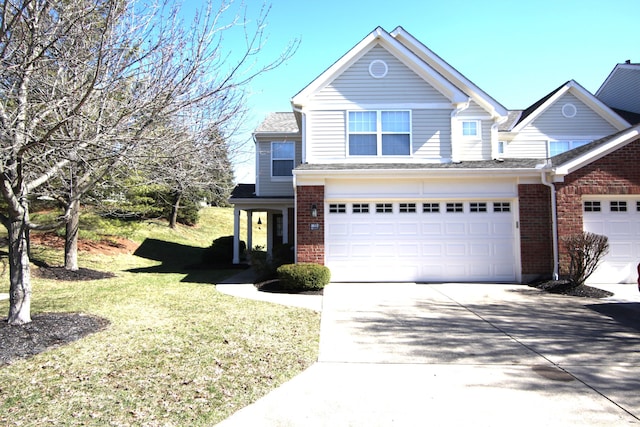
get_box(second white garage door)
[325,200,519,283]
[583,197,640,284]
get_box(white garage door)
[325,200,518,283]
[583,198,640,284]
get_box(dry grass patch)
[0,208,319,426]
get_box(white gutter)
[541,167,559,280]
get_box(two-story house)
[230,26,640,284]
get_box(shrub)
[562,231,609,286]
[276,263,331,292]
[202,236,246,266]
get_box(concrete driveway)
[218,282,640,426]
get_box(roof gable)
[596,63,640,115]
[291,27,472,109]
[509,80,629,133]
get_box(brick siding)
[555,137,640,276]
[296,185,325,264]
[518,184,554,281]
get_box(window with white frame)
[461,120,480,138]
[549,140,590,157]
[348,110,411,156]
[271,141,295,177]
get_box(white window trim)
[271,141,295,181]
[461,119,481,139]
[347,110,412,157]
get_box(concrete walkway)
[216,279,640,426]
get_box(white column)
[247,211,253,252]
[282,208,289,244]
[233,207,240,264]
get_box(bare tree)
[0,0,297,324]
[562,232,610,286]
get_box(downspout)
[541,168,559,280]
[252,133,260,196]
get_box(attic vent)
[562,103,577,118]
[369,60,388,78]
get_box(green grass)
[0,207,318,426]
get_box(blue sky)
[183,0,640,182]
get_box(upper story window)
[461,120,480,138]
[271,141,294,178]
[348,110,411,156]
[549,140,590,157]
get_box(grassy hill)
[0,207,319,426]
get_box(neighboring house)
[230,26,640,284]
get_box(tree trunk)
[169,192,181,229]
[65,199,80,271]
[7,216,32,325]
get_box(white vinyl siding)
[504,93,619,159]
[256,139,300,197]
[306,110,347,160]
[412,109,452,159]
[314,45,451,105]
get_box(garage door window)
[376,203,393,213]
[493,202,511,212]
[329,204,346,213]
[399,203,417,213]
[584,201,601,212]
[470,202,487,213]
[423,203,440,213]
[611,201,627,212]
[446,202,463,213]
[352,203,369,213]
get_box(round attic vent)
[562,103,577,118]
[369,60,388,78]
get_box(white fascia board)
[294,167,542,181]
[390,27,508,118]
[554,126,640,178]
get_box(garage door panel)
[468,222,490,235]
[422,223,443,234]
[398,222,419,235]
[422,243,443,256]
[470,243,490,256]
[373,223,395,236]
[445,222,466,235]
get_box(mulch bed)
[2,266,115,366]
[0,313,110,366]
[255,279,324,295]
[33,266,116,281]
[529,280,613,298]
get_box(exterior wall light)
[311,204,318,218]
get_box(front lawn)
[0,207,320,426]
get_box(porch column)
[233,207,241,264]
[247,211,253,252]
[282,208,289,244]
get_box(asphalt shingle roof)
[255,112,299,133]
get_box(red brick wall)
[296,185,325,264]
[555,137,640,276]
[518,184,554,280]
